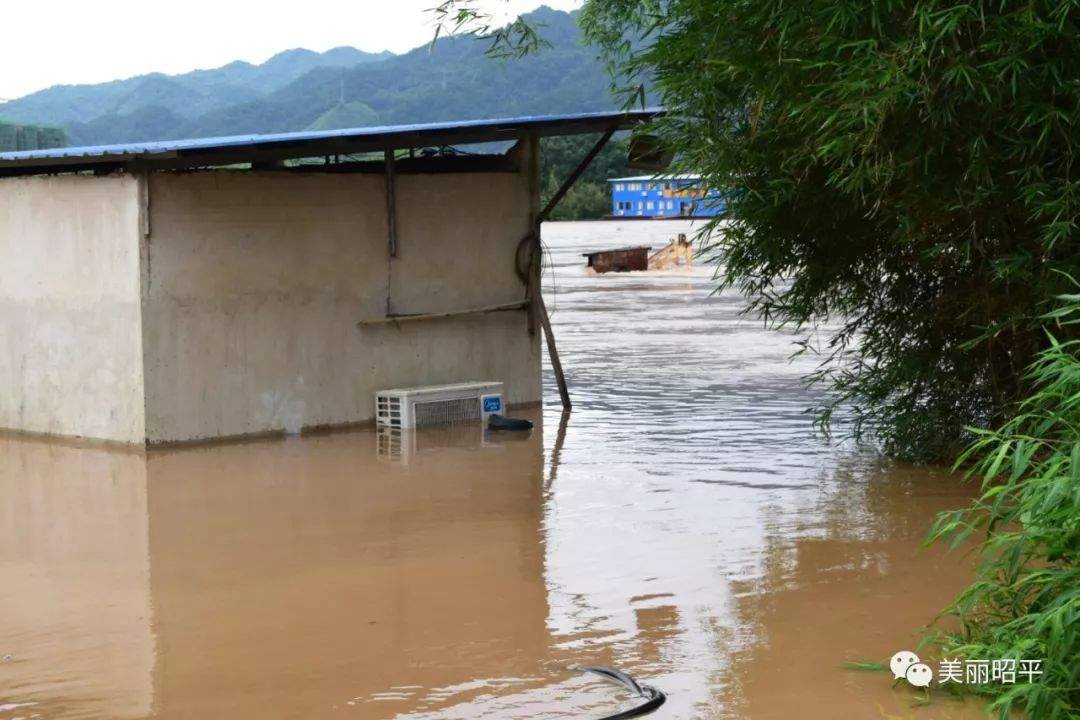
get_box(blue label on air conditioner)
[483,396,502,413]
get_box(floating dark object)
[583,246,651,273]
[487,414,534,431]
[572,665,667,719]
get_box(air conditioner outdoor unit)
[375,381,504,429]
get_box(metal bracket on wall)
[537,127,616,224]
[384,147,399,316]
[135,169,152,239]
[384,147,398,258]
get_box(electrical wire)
[541,232,558,317]
[570,665,667,719]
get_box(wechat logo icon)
[891,650,934,688]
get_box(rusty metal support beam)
[536,290,571,410]
[537,126,617,224]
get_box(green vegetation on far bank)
[539,134,629,220]
[0,120,65,152]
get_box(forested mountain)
[0,8,632,219]
[0,8,617,147]
[0,47,392,144]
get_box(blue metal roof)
[0,109,659,176]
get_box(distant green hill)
[182,8,616,140]
[306,101,380,131]
[0,8,621,147]
[0,120,66,151]
[64,106,187,146]
[0,46,393,142]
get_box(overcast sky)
[0,0,583,100]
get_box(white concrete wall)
[0,175,146,443]
[142,168,540,443]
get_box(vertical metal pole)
[526,135,541,336]
[524,134,572,410]
[384,148,398,258]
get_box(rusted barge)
[583,246,651,273]
[583,235,694,274]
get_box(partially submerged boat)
[583,246,651,273]
[583,235,693,274]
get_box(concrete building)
[609,174,724,218]
[0,111,651,444]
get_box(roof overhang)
[0,109,660,178]
[608,174,700,182]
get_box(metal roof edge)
[608,173,701,182]
[0,108,662,176]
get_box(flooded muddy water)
[1,220,981,719]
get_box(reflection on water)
[0,220,979,719]
[0,443,152,720]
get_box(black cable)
[572,665,668,719]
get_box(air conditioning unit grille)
[375,382,504,429]
[414,397,480,427]
[377,395,403,428]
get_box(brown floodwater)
[1,220,984,719]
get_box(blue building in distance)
[608,174,724,218]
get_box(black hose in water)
[572,665,667,719]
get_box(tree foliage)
[576,0,1080,461]
[540,134,630,220]
[0,120,65,151]
[927,290,1080,719]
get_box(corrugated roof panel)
[0,109,659,176]
[608,174,700,182]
